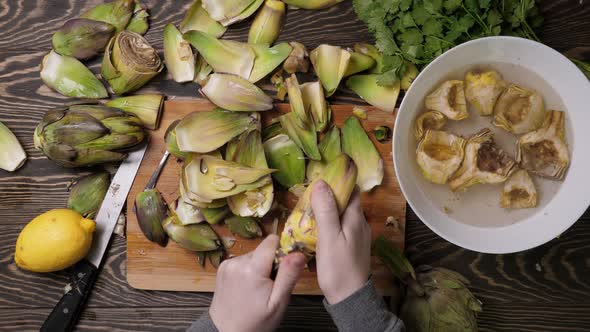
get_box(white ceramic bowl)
[393,36,590,254]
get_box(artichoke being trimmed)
[500,169,537,209]
[201,73,273,112]
[106,94,164,130]
[134,188,169,247]
[81,0,135,32]
[310,44,351,97]
[180,0,227,37]
[263,134,306,188]
[416,130,465,185]
[493,84,545,135]
[67,171,110,218]
[414,111,446,141]
[425,80,468,121]
[248,0,285,46]
[52,19,115,60]
[0,121,27,172]
[34,105,146,168]
[464,70,506,116]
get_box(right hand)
[311,180,371,305]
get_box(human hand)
[209,235,306,332]
[311,180,371,305]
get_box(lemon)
[15,209,96,272]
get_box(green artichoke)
[52,18,115,60]
[34,104,146,168]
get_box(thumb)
[269,252,306,310]
[311,180,342,244]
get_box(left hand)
[209,235,306,332]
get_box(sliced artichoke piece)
[67,171,110,218]
[126,1,149,35]
[416,130,466,185]
[0,121,27,172]
[183,30,255,79]
[164,23,195,83]
[279,112,321,160]
[414,111,447,141]
[201,73,273,112]
[342,116,383,192]
[307,126,341,182]
[425,80,468,120]
[52,18,115,60]
[174,198,206,225]
[81,0,135,32]
[344,51,376,77]
[346,74,400,113]
[162,215,221,251]
[516,110,570,180]
[263,134,306,188]
[301,81,330,132]
[282,0,343,9]
[106,94,165,130]
[310,44,351,97]
[449,129,516,191]
[500,169,538,209]
[225,215,263,238]
[249,43,293,83]
[464,70,506,116]
[248,0,285,46]
[175,109,259,153]
[134,189,168,247]
[283,42,309,74]
[180,0,227,37]
[493,84,545,134]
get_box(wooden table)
[1,1,589,331]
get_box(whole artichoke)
[34,104,146,167]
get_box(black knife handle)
[40,259,99,332]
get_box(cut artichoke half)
[425,80,468,120]
[310,44,351,97]
[416,130,466,185]
[449,129,516,191]
[201,73,273,112]
[464,70,506,116]
[414,111,447,141]
[500,169,538,209]
[516,110,570,180]
[493,84,545,134]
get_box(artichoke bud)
[183,30,255,80]
[344,51,376,77]
[165,120,189,159]
[248,0,286,46]
[500,169,538,209]
[307,126,341,182]
[126,1,150,35]
[102,31,163,95]
[301,81,330,132]
[279,154,357,257]
[40,50,108,99]
[201,73,273,112]
[202,0,264,26]
[354,43,384,74]
[0,121,27,172]
[464,70,506,116]
[346,74,400,113]
[279,112,321,161]
[164,23,195,83]
[493,84,544,134]
[81,0,135,32]
[283,42,310,74]
[202,206,231,225]
[342,116,384,192]
[67,171,110,218]
[449,129,516,191]
[263,134,306,188]
[225,215,263,238]
[416,130,466,185]
[134,188,169,247]
[373,125,392,143]
[52,18,115,60]
[249,43,293,83]
[180,0,227,37]
[282,0,344,9]
[194,55,214,86]
[414,111,447,141]
[425,80,468,120]
[106,94,165,130]
[310,44,351,97]
[162,215,221,251]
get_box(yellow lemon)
[15,209,96,272]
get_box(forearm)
[186,311,218,332]
[324,279,404,332]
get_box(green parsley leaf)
[400,0,412,12]
[411,5,431,25]
[443,0,462,13]
[401,12,416,28]
[423,18,444,36]
[398,28,423,45]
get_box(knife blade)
[40,146,148,332]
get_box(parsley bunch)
[353,0,544,85]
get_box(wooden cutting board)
[126,99,406,295]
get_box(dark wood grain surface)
[0,0,589,331]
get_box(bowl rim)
[393,36,590,254]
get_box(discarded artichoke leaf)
[279,112,321,160]
[164,23,195,83]
[342,116,383,192]
[352,106,367,120]
[134,188,169,247]
[263,134,306,188]
[175,109,259,153]
[52,19,115,60]
[400,62,418,91]
[81,0,135,32]
[516,110,570,180]
[67,171,110,218]
[126,1,149,35]
[449,129,516,191]
[202,206,231,224]
[201,0,256,22]
[220,0,265,26]
[307,126,341,182]
[285,74,309,125]
[201,73,273,112]
[425,80,468,120]
[493,84,545,134]
[346,74,400,113]
[180,174,228,208]
[353,43,384,74]
[301,81,330,132]
[225,215,263,238]
[271,70,288,100]
[208,249,224,268]
[344,51,376,77]
[373,126,392,143]
[197,251,206,267]
[41,51,108,99]
[0,121,27,172]
[310,44,351,97]
[248,0,285,46]
[414,111,447,141]
[249,43,293,83]
[164,120,189,159]
[194,55,213,86]
[283,42,309,74]
[282,0,344,9]
[179,0,227,37]
[500,169,538,209]
[183,30,255,79]
[464,70,506,116]
[162,215,221,251]
[106,94,164,130]
[416,130,466,185]
[262,121,284,141]
[174,198,206,225]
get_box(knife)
[40,146,148,332]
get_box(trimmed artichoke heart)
[500,169,537,209]
[425,80,468,120]
[493,84,544,134]
[414,111,447,141]
[449,129,516,191]
[464,70,507,116]
[416,130,466,184]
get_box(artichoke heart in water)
[500,169,538,209]
[449,129,516,192]
[425,80,468,120]
[493,84,545,134]
[464,70,507,116]
[516,110,570,180]
[416,130,465,185]
[414,111,447,141]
